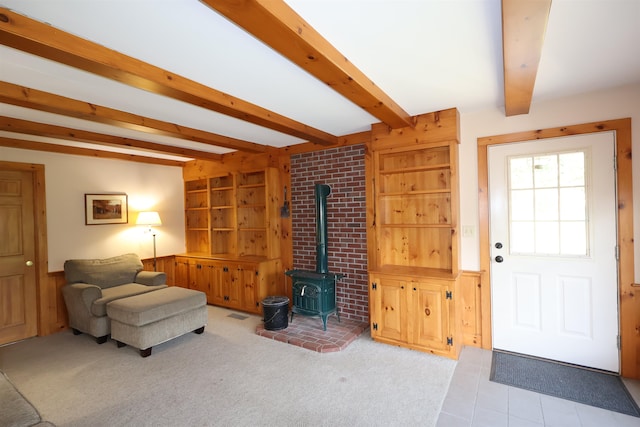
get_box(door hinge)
[615,245,620,261]
[373,323,378,331]
[447,337,453,346]
[617,335,621,350]
[446,290,452,300]
[372,282,377,290]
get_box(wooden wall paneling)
[44,271,68,333]
[183,152,274,182]
[141,256,176,285]
[371,109,460,151]
[460,271,482,347]
[278,154,293,299]
[364,141,377,273]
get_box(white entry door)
[489,132,619,372]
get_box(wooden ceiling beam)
[0,116,223,161]
[502,0,552,116]
[0,137,185,167]
[0,8,338,146]
[0,82,264,154]
[201,0,414,129]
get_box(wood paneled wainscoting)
[460,271,483,348]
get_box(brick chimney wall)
[290,144,368,322]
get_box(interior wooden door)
[0,169,38,345]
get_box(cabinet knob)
[425,308,431,316]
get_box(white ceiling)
[1,0,639,161]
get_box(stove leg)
[336,307,341,323]
[290,311,295,323]
[321,314,328,331]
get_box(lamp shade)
[136,211,162,226]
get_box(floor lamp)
[136,211,162,271]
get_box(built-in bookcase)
[183,168,279,259]
[367,109,462,360]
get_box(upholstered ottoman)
[106,286,207,357]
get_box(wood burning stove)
[286,184,343,330]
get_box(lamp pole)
[152,230,157,271]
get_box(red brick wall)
[290,145,368,322]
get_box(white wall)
[458,83,640,278]
[0,148,186,271]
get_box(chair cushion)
[91,283,168,317]
[64,253,143,289]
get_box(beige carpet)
[0,306,456,427]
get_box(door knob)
[495,256,504,263]
[26,260,34,266]
[495,242,503,249]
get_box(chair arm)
[62,283,102,313]
[135,271,167,287]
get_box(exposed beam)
[0,116,222,161]
[501,0,552,116]
[0,137,185,167]
[201,0,413,129]
[0,82,264,154]
[0,8,338,146]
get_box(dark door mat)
[490,351,640,417]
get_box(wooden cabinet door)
[370,276,408,343]
[222,264,242,309]
[237,263,259,312]
[189,260,211,297]
[174,257,190,288]
[208,262,225,306]
[411,280,452,353]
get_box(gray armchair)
[62,253,167,343]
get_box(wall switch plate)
[462,225,475,237]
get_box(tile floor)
[436,346,640,427]
[255,312,640,426]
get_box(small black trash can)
[261,296,289,331]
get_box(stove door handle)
[300,285,306,296]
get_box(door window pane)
[560,187,586,221]
[508,150,588,256]
[535,188,558,221]
[559,152,585,186]
[510,157,534,189]
[533,155,558,188]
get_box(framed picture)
[85,193,128,225]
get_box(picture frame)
[85,193,128,225]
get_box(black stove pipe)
[315,184,331,274]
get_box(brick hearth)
[256,314,369,353]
